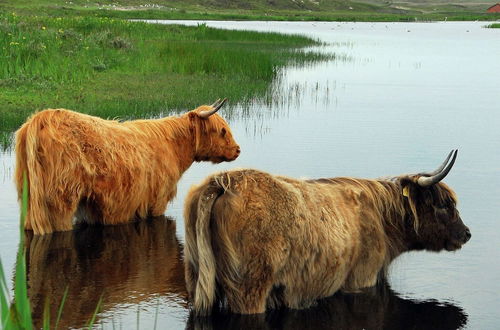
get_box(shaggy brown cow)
[15,99,240,235]
[184,150,470,315]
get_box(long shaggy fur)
[184,168,470,315]
[15,105,240,235]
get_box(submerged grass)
[0,131,13,152]
[0,14,333,132]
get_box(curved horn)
[211,98,222,108]
[419,149,454,176]
[198,98,227,118]
[417,149,458,187]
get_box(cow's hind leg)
[45,191,80,232]
[224,258,275,314]
[185,261,198,301]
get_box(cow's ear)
[402,185,410,197]
[400,178,413,198]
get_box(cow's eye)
[221,128,227,137]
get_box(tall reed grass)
[0,14,333,132]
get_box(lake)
[1,21,499,329]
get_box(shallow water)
[1,21,499,329]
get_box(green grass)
[2,0,500,22]
[485,23,500,28]
[0,14,333,132]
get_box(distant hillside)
[361,0,496,12]
[84,0,496,12]
[2,0,499,20]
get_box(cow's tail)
[14,112,52,234]
[185,172,240,316]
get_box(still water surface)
[0,21,499,329]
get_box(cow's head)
[188,99,240,163]
[399,150,470,252]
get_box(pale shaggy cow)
[15,99,240,235]
[184,150,470,315]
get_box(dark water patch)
[188,280,467,330]
[23,216,185,329]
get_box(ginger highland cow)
[15,99,240,235]
[184,150,470,315]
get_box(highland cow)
[184,150,470,315]
[15,99,240,235]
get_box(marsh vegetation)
[0,14,333,134]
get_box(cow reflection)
[187,280,467,330]
[25,216,186,329]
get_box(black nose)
[464,227,471,242]
[236,147,241,154]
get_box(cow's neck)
[158,115,197,173]
[375,179,417,260]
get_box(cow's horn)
[417,149,458,187]
[198,98,227,118]
[420,149,454,176]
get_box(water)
[1,21,499,329]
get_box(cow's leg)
[225,257,275,314]
[149,188,176,217]
[45,192,80,232]
[185,261,198,300]
[342,256,383,292]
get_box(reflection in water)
[23,216,186,329]
[188,281,468,330]
[20,216,468,329]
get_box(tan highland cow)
[15,99,240,235]
[184,150,470,315]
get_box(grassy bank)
[4,6,500,22]
[486,23,500,28]
[2,0,500,22]
[0,14,333,133]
